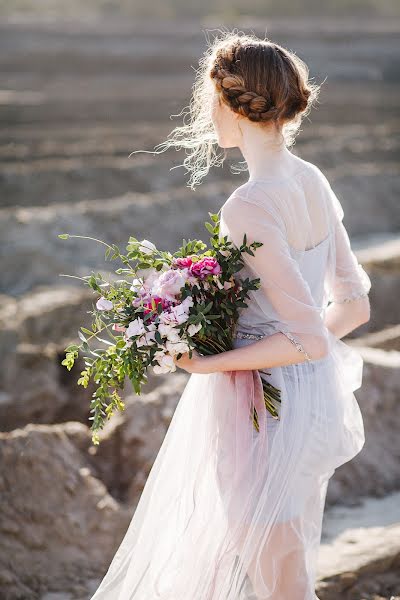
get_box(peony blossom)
[152,269,188,301]
[190,257,222,279]
[172,256,193,268]
[96,296,114,311]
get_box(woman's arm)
[176,296,371,374]
[323,295,370,340]
[322,175,372,341]
[193,330,328,374]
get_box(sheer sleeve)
[220,191,331,361]
[324,184,372,304]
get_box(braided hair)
[209,39,313,125]
[147,30,322,190]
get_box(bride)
[90,30,371,599]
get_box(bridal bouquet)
[58,211,281,444]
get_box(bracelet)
[280,330,312,363]
[333,289,369,303]
[235,330,312,363]
[235,331,264,341]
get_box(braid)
[210,46,280,123]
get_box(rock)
[0,183,229,296]
[326,347,400,506]
[317,522,400,599]
[0,287,98,431]
[0,423,132,600]
[349,324,400,352]
[354,236,400,334]
[16,286,95,346]
[0,341,94,431]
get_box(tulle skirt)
[89,330,365,600]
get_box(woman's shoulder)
[220,183,285,232]
[230,159,329,196]
[222,159,327,211]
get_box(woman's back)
[219,161,371,343]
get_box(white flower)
[130,278,144,292]
[158,322,173,337]
[153,352,176,374]
[96,296,114,311]
[158,322,181,342]
[159,311,177,326]
[187,322,202,337]
[170,303,189,325]
[138,239,157,254]
[180,295,194,311]
[125,317,146,338]
[136,268,160,289]
[136,329,157,348]
[166,328,181,342]
[132,322,157,347]
[165,339,190,356]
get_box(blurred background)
[0,1,399,599]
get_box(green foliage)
[58,209,278,445]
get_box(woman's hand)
[173,349,209,374]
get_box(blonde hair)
[132,29,323,190]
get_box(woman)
[90,31,371,599]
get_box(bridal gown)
[90,161,371,600]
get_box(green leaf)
[203,301,213,314]
[58,233,69,239]
[81,327,93,336]
[65,344,79,352]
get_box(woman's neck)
[238,123,295,180]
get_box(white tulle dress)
[90,161,371,600]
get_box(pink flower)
[190,257,222,279]
[143,296,170,320]
[172,256,193,269]
[152,269,188,301]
